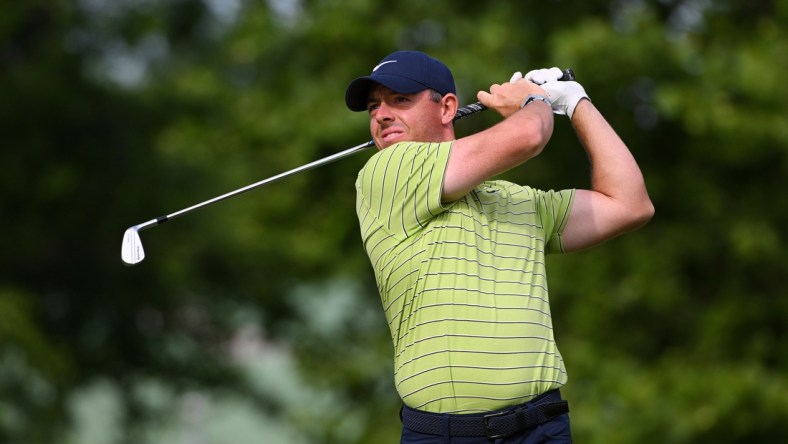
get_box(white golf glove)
[510,71,524,83]
[525,67,589,119]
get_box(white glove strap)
[540,80,589,119]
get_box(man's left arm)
[560,98,655,252]
[527,68,654,252]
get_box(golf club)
[122,68,576,265]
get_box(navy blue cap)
[345,50,456,112]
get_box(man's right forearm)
[442,83,554,202]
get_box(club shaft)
[129,67,576,232]
[134,140,376,231]
[132,102,496,231]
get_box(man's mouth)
[380,128,405,145]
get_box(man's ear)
[441,94,459,125]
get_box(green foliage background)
[1,0,786,442]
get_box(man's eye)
[367,103,380,113]
[395,96,409,103]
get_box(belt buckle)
[482,410,509,440]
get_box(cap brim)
[344,75,430,112]
[344,77,376,112]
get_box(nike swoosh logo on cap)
[373,60,397,72]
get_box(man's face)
[366,84,449,149]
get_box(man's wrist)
[568,96,591,120]
[520,94,550,109]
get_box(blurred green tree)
[1,0,786,443]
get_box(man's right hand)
[476,75,548,118]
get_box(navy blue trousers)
[400,412,572,444]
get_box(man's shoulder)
[359,141,453,173]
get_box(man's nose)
[375,102,394,122]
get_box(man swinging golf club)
[346,50,654,443]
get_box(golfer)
[345,50,653,443]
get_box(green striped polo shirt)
[355,140,574,414]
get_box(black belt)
[401,390,569,440]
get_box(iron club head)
[121,227,145,265]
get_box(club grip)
[559,67,575,82]
[453,67,575,121]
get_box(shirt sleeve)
[356,141,452,240]
[535,188,575,254]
